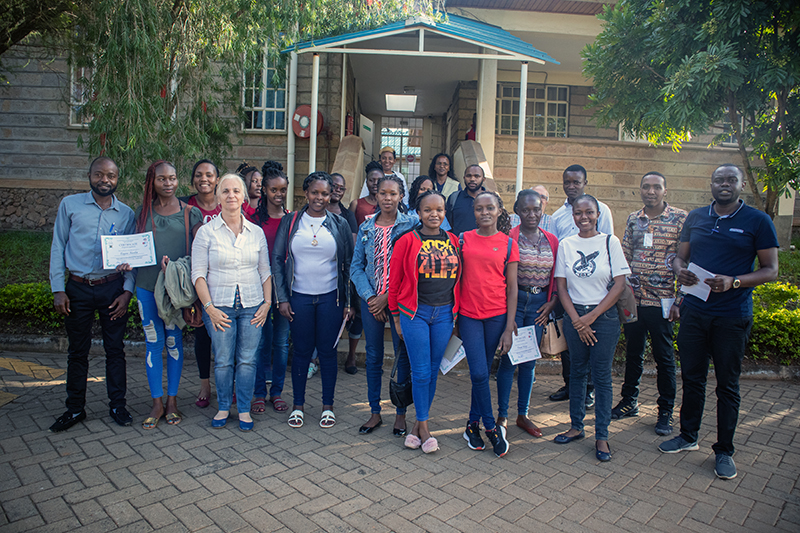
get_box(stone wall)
[0,186,88,231]
[447,81,477,156]
[492,136,748,237]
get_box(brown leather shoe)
[516,415,543,438]
[496,416,508,428]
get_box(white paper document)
[440,335,466,375]
[507,325,542,365]
[679,262,714,302]
[661,298,676,319]
[101,232,156,269]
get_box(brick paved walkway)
[0,350,798,532]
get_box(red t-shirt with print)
[186,195,221,225]
[458,230,519,320]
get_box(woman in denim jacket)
[350,175,416,436]
[272,172,354,429]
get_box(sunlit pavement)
[1,350,798,532]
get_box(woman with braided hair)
[236,161,263,219]
[133,160,203,429]
[251,160,292,414]
[459,190,518,457]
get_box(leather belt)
[69,272,122,287]
[519,285,546,294]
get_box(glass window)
[380,117,423,178]
[243,47,287,132]
[69,65,93,127]
[495,83,569,138]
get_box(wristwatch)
[732,278,741,289]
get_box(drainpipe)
[286,51,298,210]
[309,53,320,173]
[516,61,528,197]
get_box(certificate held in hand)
[101,232,157,269]
[507,325,542,365]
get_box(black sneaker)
[463,421,485,450]
[49,410,86,432]
[549,386,569,402]
[110,407,133,427]
[655,410,673,436]
[486,426,509,457]
[611,399,639,420]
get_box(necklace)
[310,223,320,246]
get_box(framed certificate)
[101,232,157,269]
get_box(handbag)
[605,235,638,324]
[389,343,413,409]
[180,206,204,328]
[540,318,568,355]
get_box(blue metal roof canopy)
[284,13,559,65]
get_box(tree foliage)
[57,0,443,198]
[583,0,800,217]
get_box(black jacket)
[271,206,353,307]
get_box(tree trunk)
[728,95,765,212]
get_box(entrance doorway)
[380,117,423,179]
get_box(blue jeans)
[289,290,342,407]
[137,288,183,399]
[203,302,263,413]
[564,304,620,441]
[460,313,507,431]
[400,303,454,422]
[362,298,410,415]
[254,302,291,398]
[497,290,547,417]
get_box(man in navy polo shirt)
[659,164,778,480]
[446,164,486,235]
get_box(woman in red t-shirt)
[236,161,262,221]
[350,161,382,226]
[180,159,221,409]
[251,161,291,414]
[459,191,518,458]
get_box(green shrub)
[749,282,800,364]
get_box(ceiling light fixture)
[385,94,417,112]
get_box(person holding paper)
[350,175,415,436]
[496,189,559,439]
[612,172,687,436]
[389,190,461,453]
[272,172,354,430]
[134,160,203,429]
[660,164,778,481]
[459,191,519,458]
[192,173,272,431]
[179,159,221,410]
[554,194,630,462]
[48,156,136,432]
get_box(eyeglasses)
[332,185,346,193]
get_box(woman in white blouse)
[192,174,272,431]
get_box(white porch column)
[286,51,298,210]
[515,61,528,196]
[476,50,497,170]
[309,53,320,174]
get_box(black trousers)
[64,278,128,412]
[621,306,677,411]
[677,306,752,456]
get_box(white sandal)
[288,409,304,428]
[319,410,336,428]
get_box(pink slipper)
[421,437,439,454]
[404,434,421,449]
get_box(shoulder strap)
[605,234,612,271]
[505,236,512,266]
[183,202,191,256]
[458,232,464,249]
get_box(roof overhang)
[283,13,559,65]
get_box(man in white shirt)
[549,164,614,405]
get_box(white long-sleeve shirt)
[191,215,271,308]
[552,198,614,241]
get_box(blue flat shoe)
[239,419,254,432]
[596,443,612,462]
[211,416,228,428]
[554,431,585,444]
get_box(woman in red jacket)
[496,189,559,438]
[389,190,460,454]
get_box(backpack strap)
[505,236,512,266]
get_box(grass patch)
[0,231,52,287]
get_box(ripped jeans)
[137,288,184,399]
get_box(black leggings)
[195,325,212,380]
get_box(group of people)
[49,149,778,480]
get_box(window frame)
[242,45,288,134]
[495,83,569,138]
[69,64,93,128]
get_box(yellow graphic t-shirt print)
[419,239,458,279]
